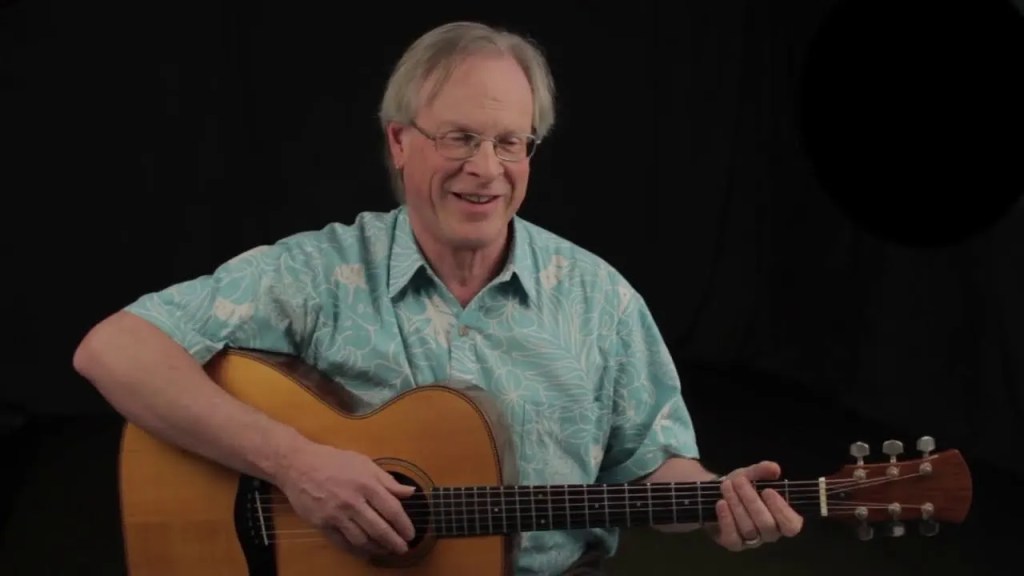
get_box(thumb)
[745,460,782,480]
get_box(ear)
[386,122,410,170]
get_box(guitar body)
[118,348,518,576]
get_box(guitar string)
[253,476,853,499]
[243,474,924,540]
[259,504,919,542]
[255,500,899,531]
[254,499,910,527]
[251,473,913,529]
[252,473,916,512]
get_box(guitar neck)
[421,479,825,537]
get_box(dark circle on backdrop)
[798,0,1024,247]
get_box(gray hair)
[378,21,557,201]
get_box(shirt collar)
[388,206,536,304]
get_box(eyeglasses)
[410,121,540,162]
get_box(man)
[73,21,802,575]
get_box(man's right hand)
[277,442,417,556]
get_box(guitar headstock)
[823,436,972,540]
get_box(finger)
[721,477,759,541]
[367,484,417,542]
[335,516,372,552]
[325,524,389,558]
[734,478,780,542]
[714,499,743,552]
[379,470,418,497]
[354,499,409,554]
[763,489,804,537]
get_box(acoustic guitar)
[118,348,973,575]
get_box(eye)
[443,132,477,145]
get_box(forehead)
[419,53,534,134]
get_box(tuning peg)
[887,520,906,538]
[885,503,905,537]
[882,439,903,462]
[919,519,940,537]
[917,436,935,457]
[849,441,869,465]
[854,507,873,541]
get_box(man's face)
[387,53,535,252]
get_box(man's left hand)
[707,460,804,551]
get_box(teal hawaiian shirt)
[125,205,700,575]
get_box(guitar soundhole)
[391,471,429,549]
[233,475,277,576]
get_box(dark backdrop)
[2,0,1023,574]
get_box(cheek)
[407,157,453,195]
[509,165,530,193]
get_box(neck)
[406,479,827,538]
[412,222,510,306]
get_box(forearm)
[73,310,308,485]
[642,457,720,533]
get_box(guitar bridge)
[233,475,278,574]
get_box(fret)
[697,481,703,525]
[624,485,631,525]
[457,487,464,536]
[603,484,610,527]
[454,486,459,536]
[584,484,590,528]
[563,484,569,530]
[454,485,462,537]
[500,486,507,533]
[436,487,445,537]
[545,486,553,529]
[784,479,791,504]
[527,485,535,531]
[486,485,493,535]
[671,482,678,524]
[647,483,653,525]
[448,487,455,536]
[434,486,441,537]
[472,486,479,535]
[512,486,520,533]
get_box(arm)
[593,285,803,547]
[73,238,325,485]
[595,287,704,531]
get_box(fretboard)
[416,481,821,537]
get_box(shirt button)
[459,325,470,337]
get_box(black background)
[3,0,1023,574]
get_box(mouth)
[452,193,500,206]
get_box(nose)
[462,141,503,180]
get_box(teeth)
[459,194,492,204]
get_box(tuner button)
[857,523,874,541]
[887,521,906,538]
[919,519,940,537]
[917,436,936,456]
[882,439,903,457]
[849,441,870,461]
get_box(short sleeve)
[596,290,700,484]
[123,232,327,364]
